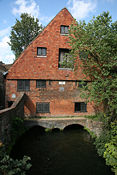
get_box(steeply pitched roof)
[8,8,74,70]
[6,8,83,80]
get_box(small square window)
[60,25,69,34]
[75,102,87,112]
[36,102,50,113]
[37,47,47,56]
[36,80,46,88]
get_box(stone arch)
[63,124,84,130]
[24,118,103,137]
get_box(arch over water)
[64,124,84,131]
[24,117,103,136]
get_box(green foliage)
[11,117,26,139]
[10,117,26,144]
[59,53,74,69]
[104,121,117,174]
[94,130,111,156]
[0,116,32,175]
[94,121,117,174]
[7,117,26,153]
[69,12,117,124]
[45,128,52,132]
[83,114,102,121]
[9,13,43,59]
[84,127,96,139]
[0,152,31,175]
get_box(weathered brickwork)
[0,72,5,109]
[6,8,95,117]
[0,93,26,145]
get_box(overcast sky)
[0,0,116,64]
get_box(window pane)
[17,80,23,91]
[44,103,49,113]
[37,48,42,56]
[42,48,46,56]
[36,80,46,88]
[65,26,68,34]
[17,80,30,91]
[75,103,81,112]
[25,80,30,91]
[75,102,87,112]
[60,51,65,63]
[59,49,71,68]
[37,47,47,56]
[61,26,69,34]
[81,103,87,112]
[36,102,49,113]
[61,26,65,34]
[36,103,43,113]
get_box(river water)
[11,125,114,175]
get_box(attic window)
[37,47,47,56]
[60,25,69,35]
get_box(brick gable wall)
[7,8,84,80]
[6,8,95,117]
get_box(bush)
[104,122,117,174]
[0,154,31,175]
[94,129,111,156]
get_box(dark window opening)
[75,102,87,112]
[60,25,69,34]
[59,48,72,68]
[17,80,30,91]
[36,102,50,113]
[8,101,14,108]
[75,81,78,86]
[37,47,47,56]
[36,80,46,88]
[78,81,87,88]
[49,81,51,85]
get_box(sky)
[0,0,117,64]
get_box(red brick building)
[6,8,95,117]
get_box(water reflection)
[11,125,113,175]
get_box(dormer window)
[60,25,69,35]
[37,47,47,56]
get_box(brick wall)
[6,8,85,81]
[0,93,26,145]
[6,79,95,117]
[6,8,95,117]
[0,72,5,109]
